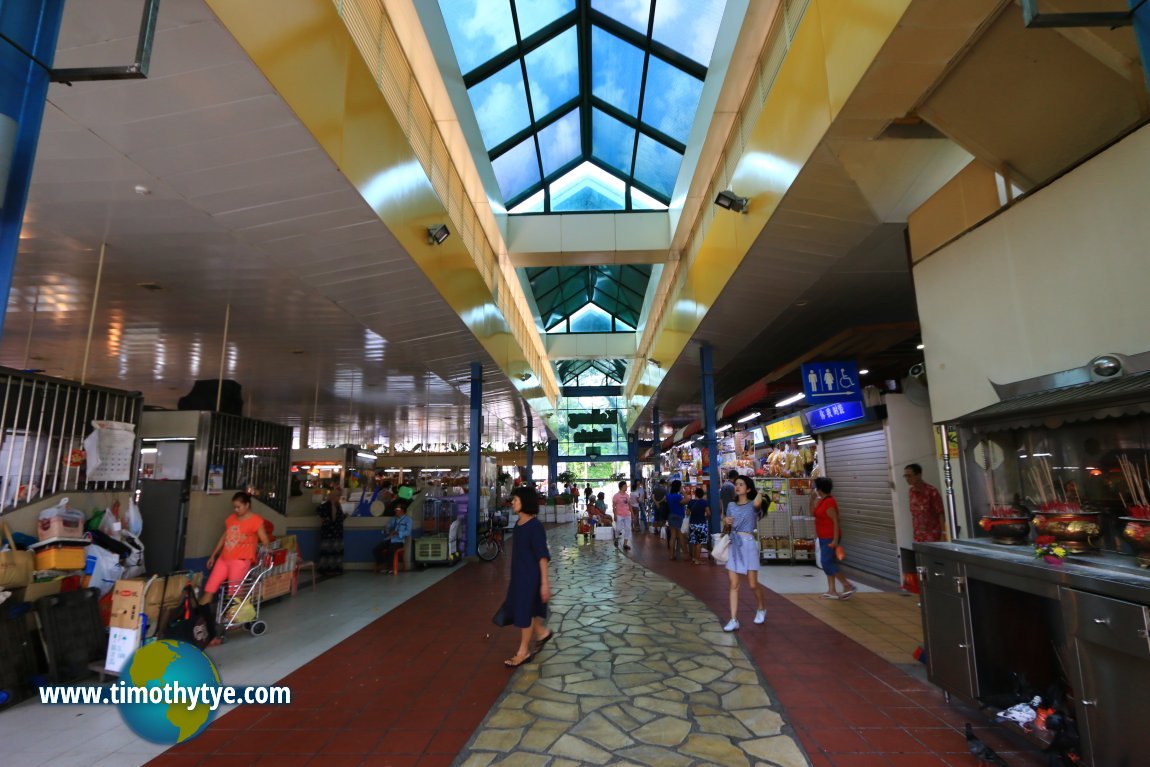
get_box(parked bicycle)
[477,509,508,562]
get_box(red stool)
[392,547,406,574]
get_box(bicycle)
[477,511,507,562]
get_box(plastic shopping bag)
[711,533,731,565]
[125,500,144,537]
[84,544,124,597]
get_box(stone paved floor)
[454,529,809,767]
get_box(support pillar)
[547,438,558,496]
[1134,1,1150,89]
[701,344,722,533]
[525,412,534,486]
[467,363,482,557]
[628,432,638,485]
[0,2,66,339]
[652,405,661,479]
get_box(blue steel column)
[1134,1,1150,88]
[547,438,558,496]
[0,1,66,339]
[525,412,534,486]
[467,363,482,557]
[628,432,638,484]
[701,344,722,533]
[652,405,661,479]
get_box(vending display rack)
[756,478,815,564]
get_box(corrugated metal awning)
[950,371,1150,431]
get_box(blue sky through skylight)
[438,0,729,211]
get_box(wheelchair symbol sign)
[801,361,861,402]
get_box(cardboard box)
[109,579,146,629]
[105,626,141,674]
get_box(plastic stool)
[293,561,317,595]
[391,548,405,574]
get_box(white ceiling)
[4,0,533,447]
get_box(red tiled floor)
[858,727,932,753]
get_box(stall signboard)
[765,414,807,442]
[805,400,869,433]
[751,427,766,446]
[801,361,862,404]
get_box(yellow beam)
[206,0,558,420]
[626,0,912,428]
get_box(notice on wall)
[83,421,136,482]
[207,465,224,495]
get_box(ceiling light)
[775,392,806,407]
[693,435,704,442]
[737,411,761,423]
[916,343,924,350]
[714,190,749,213]
[356,451,377,461]
[797,437,816,446]
[140,447,158,454]
[134,184,151,195]
[716,424,733,433]
[859,369,869,375]
[243,454,258,459]
[427,224,450,245]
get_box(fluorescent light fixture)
[737,411,761,423]
[916,343,925,350]
[140,447,158,454]
[356,451,377,461]
[243,454,258,459]
[775,392,806,407]
[716,424,733,433]
[694,435,705,442]
[427,224,450,245]
[714,190,749,213]
[797,437,816,445]
[1033,452,1053,457]
[142,437,196,442]
[859,369,870,376]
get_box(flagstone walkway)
[454,529,809,767]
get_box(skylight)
[527,265,651,333]
[438,0,727,213]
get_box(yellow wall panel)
[819,0,912,115]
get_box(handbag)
[163,585,212,648]
[711,533,731,565]
[491,600,514,627]
[0,522,34,588]
[680,518,690,534]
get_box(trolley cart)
[216,551,273,637]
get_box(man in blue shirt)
[373,503,412,573]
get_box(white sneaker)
[754,609,767,624]
[723,618,740,632]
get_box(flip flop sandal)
[533,632,555,653]
[504,653,533,668]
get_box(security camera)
[1089,354,1124,380]
[909,363,926,379]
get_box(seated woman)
[372,503,412,573]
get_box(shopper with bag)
[202,492,270,621]
[499,487,553,668]
[813,477,856,600]
[721,476,767,631]
[666,480,688,561]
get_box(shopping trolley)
[216,550,274,637]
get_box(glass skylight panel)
[569,303,614,333]
[468,61,531,149]
[538,109,581,177]
[633,135,680,198]
[652,0,726,67]
[551,164,625,212]
[641,56,703,145]
[591,109,635,175]
[509,189,545,214]
[492,136,541,200]
[630,187,667,210]
[439,0,517,76]
[591,0,651,35]
[525,28,579,118]
[591,26,644,114]
[515,0,575,39]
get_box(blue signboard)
[801,361,862,403]
[805,400,868,432]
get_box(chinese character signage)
[800,361,861,403]
[765,414,807,442]
[804,400,868,432]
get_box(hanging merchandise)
[83,421,136,482]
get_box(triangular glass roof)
[556,358,629,385]
[439,0,728,212]
[527,264,651,333]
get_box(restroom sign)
[801,361,861,403]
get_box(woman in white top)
[721,476,767,631]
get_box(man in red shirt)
[904,463,945,542]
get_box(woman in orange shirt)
[203,492,271,609]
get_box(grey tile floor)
[455,530,810,767]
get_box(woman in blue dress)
[503,486,554,667]
[722,475,767,631]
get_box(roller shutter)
[823,428,899,582]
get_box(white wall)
[882,394,939,550]
[913,123,1150,423]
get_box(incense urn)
[1031,510,1101,553]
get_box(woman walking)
[666,479,687,560]
[316,486,347,575]
[813,477,856,599]
[502,486,554,667]
[687,486,710,564]
[722,476,767,631]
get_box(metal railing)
[202,413,291,514]
[0,367,143,514]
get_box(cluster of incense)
[1118,454,1150,519]
[1026,457,1078,511]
